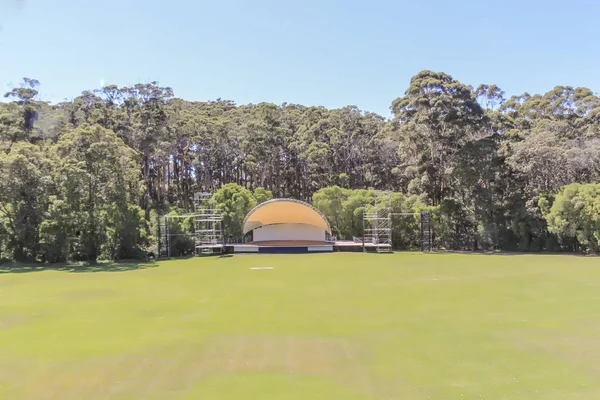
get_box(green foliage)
[38,196,71,263]
[391,70,485,205]
[0,142,52,261]
[52,124,144,263]
[430,198,477,250]
[312,186,354,237]
[1,72,599,259]
[211,183,257,238]
[164,211,195,257]
[253,187,274,204]
[312,187,426,248]
[543,183,600,252]
[389,193,427,249]
[103,204,149,260]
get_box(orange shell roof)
[242,199,331,234]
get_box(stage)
[208,240,393,254]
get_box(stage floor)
[248,240,333,246]
[232,242,332,254]
[227,240,391,254]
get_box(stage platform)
[230,241,333,254]
[222,240,392,254]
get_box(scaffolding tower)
[157,192,225,258]
[193,192,225,255]
[363,191,393,253]
[158,216,169,257]
[420,212,433,252]
[361,191,434,254]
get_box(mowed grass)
[1,253,600,399]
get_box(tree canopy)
[0,71,599,261]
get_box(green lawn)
[1,253,600,399]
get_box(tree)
[0,142,52,261]
[505,121,600,195]
[542,183,600,252]
[391,70,485,204]
[389,193,426,249]
[52,124,143,263]
[312,186,351,238]
[253,187,273,204]
[1,70,599,259]
[3,78,43,145]
[210,183,257,239]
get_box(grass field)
[1,253,600,399]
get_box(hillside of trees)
[1,71,599,262]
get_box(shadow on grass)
[0,260,157,274]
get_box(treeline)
[1,71,599,262]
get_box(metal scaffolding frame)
[0,221,4,260]
[158,216,169,257]
[158,214,194,258]
[362,191,393,253]
[193,192,225,255]
[420,211,433,252]
[157,192,225,258]
[361,191,433,253]
[389,211,433,252]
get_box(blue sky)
[1,0,599,116]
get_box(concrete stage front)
[226,240,391,254]
[231,241,333,254]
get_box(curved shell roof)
[242,198,331,235]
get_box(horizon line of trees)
[1,70,599,263]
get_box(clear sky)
[1,0,599,116]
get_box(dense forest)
[1,70,599,262]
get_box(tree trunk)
[13,243,26,262]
